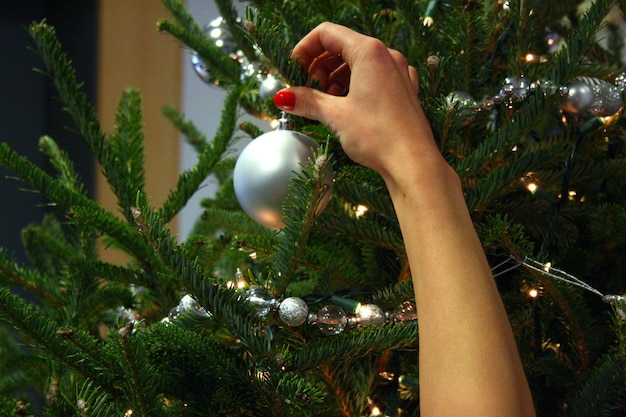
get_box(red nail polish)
[274,90,296,110]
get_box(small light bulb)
[543,262,551,272]
[526,183,538,194]
[371,406,382,416]
[528,288,539,298]
[355,204,369,218]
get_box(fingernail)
[274,90,296,110]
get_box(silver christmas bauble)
[190,17,240,84]
[259,76,286,100]
[278,297,309,326]
[560,80,594,115]
[233,127,332,229]
[191,51,211,83]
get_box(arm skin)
[273,22,536,417]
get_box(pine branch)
[566,349,626,417]
[158,0,242,87]
[0,142,164,273]
[0,288,123,397]
[547,0,614,84]
[117,323,166,417]
[161,105,208,154]
[28,21,106,161]
[243,7,309,87]
[454,92,551,177]
[38,135,84,194]
[158,85,242,223]
[332,167,396,220]
[288,324,418,372]
[104,88,147,225]
[0,247,62,307]
[316,213,404,257]
[271,148,333,295]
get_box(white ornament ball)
[233,128,333,229]
[278,297,309,326]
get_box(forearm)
[385,158,536,417]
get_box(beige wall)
[97,1,182,262]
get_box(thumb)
[273,87,340,126]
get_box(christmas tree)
[1,0,626,415]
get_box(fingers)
[291,22,361,70]
[274,87,341,129]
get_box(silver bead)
[278,297,309,326]
[559,80,594,115]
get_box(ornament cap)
[277,111,294,130]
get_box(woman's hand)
[273,22,439,183]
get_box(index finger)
[291,22,366,70]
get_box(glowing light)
[125,410,133,417]
[543,262,551,272]
[371,406,382,416]
[423,16,434,27]
[526,182,538,194]
[528,288,539,298]
[235,268,248,289]
[355,205,369,218]
[512,145,518,152]
[568,190,577,201]
[270,119,280,130]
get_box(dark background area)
[0,0,98,263]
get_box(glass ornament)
[179,294,210,317]
[356,304,386,326]
[391,301,418,323]
[246,287,273,317]
[314,304,348,335]
[446,91,479,121]
[499,76,531,103]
